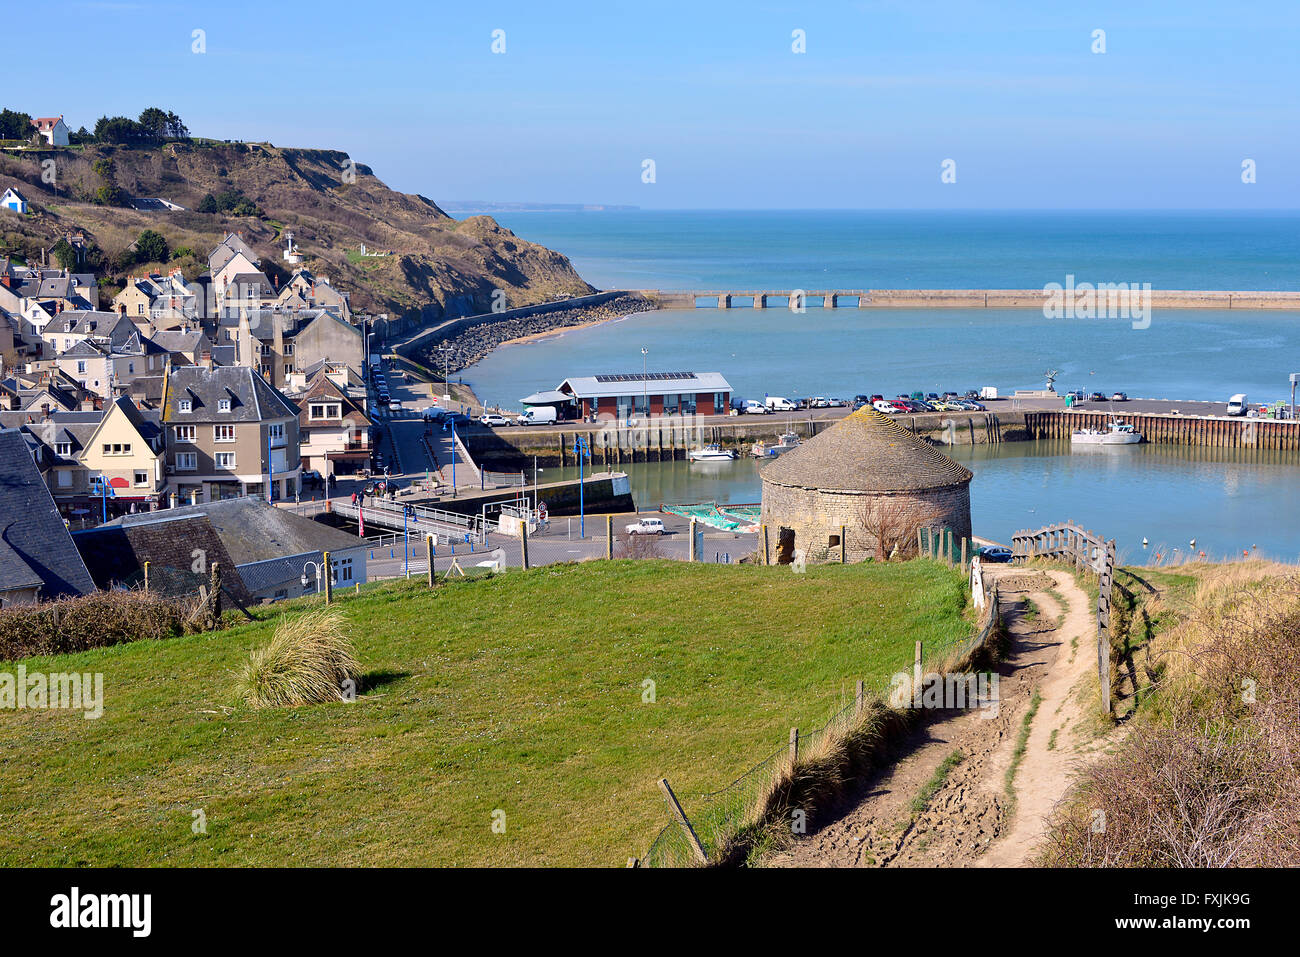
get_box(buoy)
[1142,537,1149,547]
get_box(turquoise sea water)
[484,210,1300,292]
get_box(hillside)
[0,141,594,319]
[0,560,970,867]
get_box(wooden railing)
[1011,520,1117,715]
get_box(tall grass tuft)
[237,608,362,708]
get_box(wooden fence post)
[960,537,968,574]
[789,727,799,763]
[605,514,614,559]
[761,524,770,565]
[913,640,923,706]
[855,679,864,714]
[689,518,698,563]
[323,550,332,605]
[916,527,923,558]
[426,534,436,587]
[143,560,150,593]
[839,525,847,563]
[521,521,530,570]
[209,562,223,627]
[657,778,708,865]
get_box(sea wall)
[1027,411,1300,450]
[641,289,1300,309]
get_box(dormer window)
[179,399,192,413]
[218,398,231,412]
[54,442,70,456]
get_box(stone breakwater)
[418,294,653,374]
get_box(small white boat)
[1071,419,1143,446]
[689,444,737,462]
[750,432,802,458]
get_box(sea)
[456,210,1300,559]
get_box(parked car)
[479,412,512,427]
[743,399,770,415]
[853,394,872,406]
[1226,393,1248,416]
[625,517,666,536]
[828,398,848,407]
[810,396,830,408]
[421,406,446,422]
[1111,392,1128,402]
[1089,392,1106,402]
[377,393,391,406]
[977,545,1013,563]
[301,469,323,488]
[363,479,403,497]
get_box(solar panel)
[593,372,698,383]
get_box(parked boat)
[750,432,802,458]
[688,444,737,462]
[1071,419,1143,446]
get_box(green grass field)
[0,559,970,866]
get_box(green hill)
[0,559,970,867]
[0,140,593,320]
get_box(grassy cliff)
[0,141,594,319]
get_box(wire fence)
[641,581,1001,867]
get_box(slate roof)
[0,428,96,600]
[74,514,252,603]
[98,497,363,566]
[162,366,298,423]
[760,406,974,493]
[558,372,733,399]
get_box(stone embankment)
[413,293,652,374]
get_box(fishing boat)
[750,432,802,458]
[1071,419,1143,446]
[688,444,737,462]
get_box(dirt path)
[769,569,1105,868]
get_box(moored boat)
[1071,419,1143,446]
[689,444,737,462]
[750,432,802,458]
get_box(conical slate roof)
[760,407,973,492]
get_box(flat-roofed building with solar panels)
[546,372,733,422]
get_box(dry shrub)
[237,608,362,708]
[1040,568,1300,867]
[0,589,203,661]
[614,530,666,559]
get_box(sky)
[12,1,1300,209]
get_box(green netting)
[661,501,759,532]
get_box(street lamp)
[573,433,591,538]
[442,416,458,495]
[438,342,453,403]
[641,346,648,419]
[91,474,115,524]
[301,560,324,595]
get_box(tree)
[137,107,169,139]
[134,229,169,264]
[856,498,942,562]
[0,108,33,140]
[50,239,78,271]
[197,193,219,214]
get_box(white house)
[31,116,70,147]
[1,188,28,214]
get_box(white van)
[1226,393,1248,416]
[765,396,796,412]
[518,406,558,425]
[742,399,770,415]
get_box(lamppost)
[301,560,324,596]
[443,416,458,495]
[574,433,590,538]
[641,346,648,418]
[438,341,453,403]
[91,474,114,524]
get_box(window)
[134,470,149,487]
[175,452,197,470]
[284,343,294,356]
[309,403,342,420]
[714,392,726,413]
[333,557,354,583]
[260,344,272,356]
[214,425,236,443]
[268,423,285,446]
[56,470,72,488]
[218,398,231,412]
[127,362,134,374]
[54,442,71,457]
[284,363,294,376]
[215,451,236,470]
[662,393,679,415]
[102,442,131,456]
[179,399,192,413]
[173,425,196,443]
[137,303,144,315]
[76,361,86,374]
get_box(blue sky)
[14,1,1300,208]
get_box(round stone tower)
[759,407,973,560]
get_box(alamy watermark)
[889,670,1000,718]
[1,666,103,719]
[1043,274,1152,329]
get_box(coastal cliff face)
[0,142,594,319]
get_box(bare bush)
[0,589,205,661]
[856,498,941,561]
[614,530,666,559]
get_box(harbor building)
[522,371,733,422]
[759,406,972,560]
